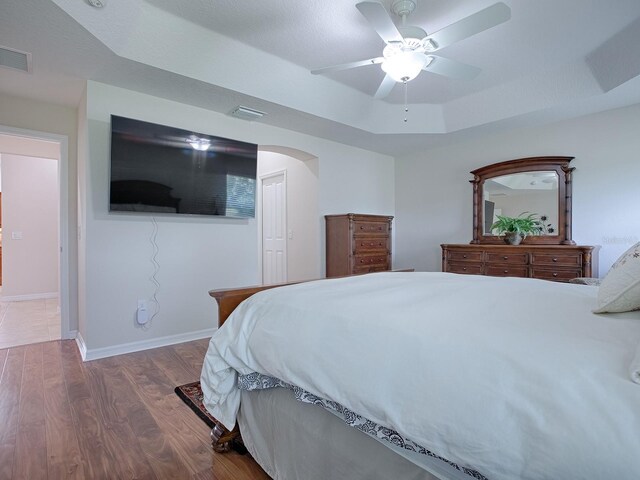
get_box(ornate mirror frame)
[470,156,575,245]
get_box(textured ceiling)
[1,0,640,155]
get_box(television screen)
[109,115,257,217]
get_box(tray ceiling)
[1,0,639,155]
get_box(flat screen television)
[109,115,258,218]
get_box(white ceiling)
[1,0,640,156]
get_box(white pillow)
[593,242,640,313]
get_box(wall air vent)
[229,106,267,122]
[0,46,32,73]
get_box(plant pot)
[503,233,523,245]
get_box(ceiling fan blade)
[311,57,384,75]
[423,55,481,80]
[425,2,511,51]
[374,74,396,99]
[356,1,404,44]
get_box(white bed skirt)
[238,387,462,480]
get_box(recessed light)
[87,0,106,8]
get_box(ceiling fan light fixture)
[391,0,417,17]
[381,50,428,82]
[422,38,438,52]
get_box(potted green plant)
[491,212,545,245]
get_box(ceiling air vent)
[0,46,32,73]
[229,106,266,122]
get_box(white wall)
[395,103,640,276]
[1,154,59,296]
[0,134,60,160]
[257,151,320,282]
[79,81,395,357]
[318,144,397,270]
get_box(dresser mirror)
[482,171,559,235]
[470,156,575,245]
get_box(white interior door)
[262,172,287,284]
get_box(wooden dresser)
[441,244,599,282]
[326,214,393,277]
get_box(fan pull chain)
[403,80,409,123]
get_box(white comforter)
[201,272,640,480]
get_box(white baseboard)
[1,292,58,302]
[78,328,216,362]
[75,332,88,360]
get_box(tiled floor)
[0,297,60,349]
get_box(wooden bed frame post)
[209,282,302,327]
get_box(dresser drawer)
[441,244,597,283]
[447,250,483,263]
[353,237,390,253]
[485,265,529,278]
[354,254,388,267]
[531,267,582,282]
[447,262,483,275]
[353,221,389,235]
[531,253,582,267]
[486,252,528,265]
[354,265,389,274]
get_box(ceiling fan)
[311,1,511,99]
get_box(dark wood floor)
[0,339,271,479]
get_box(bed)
[201,271,640,480]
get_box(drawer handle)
[553,272,558,277]
[360,242,384,247]
[552,257,558,263]
[463,254,467,259]
[361,258,382,264]
[462,267,467,271]
[504,270,509,274]
[503,256,508,260]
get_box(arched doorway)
[257,146,320,284]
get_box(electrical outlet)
[137,299,149,325]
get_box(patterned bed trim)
[237,372,488,480]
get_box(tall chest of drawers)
[326,214,393,277]
[441,244,598,282]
